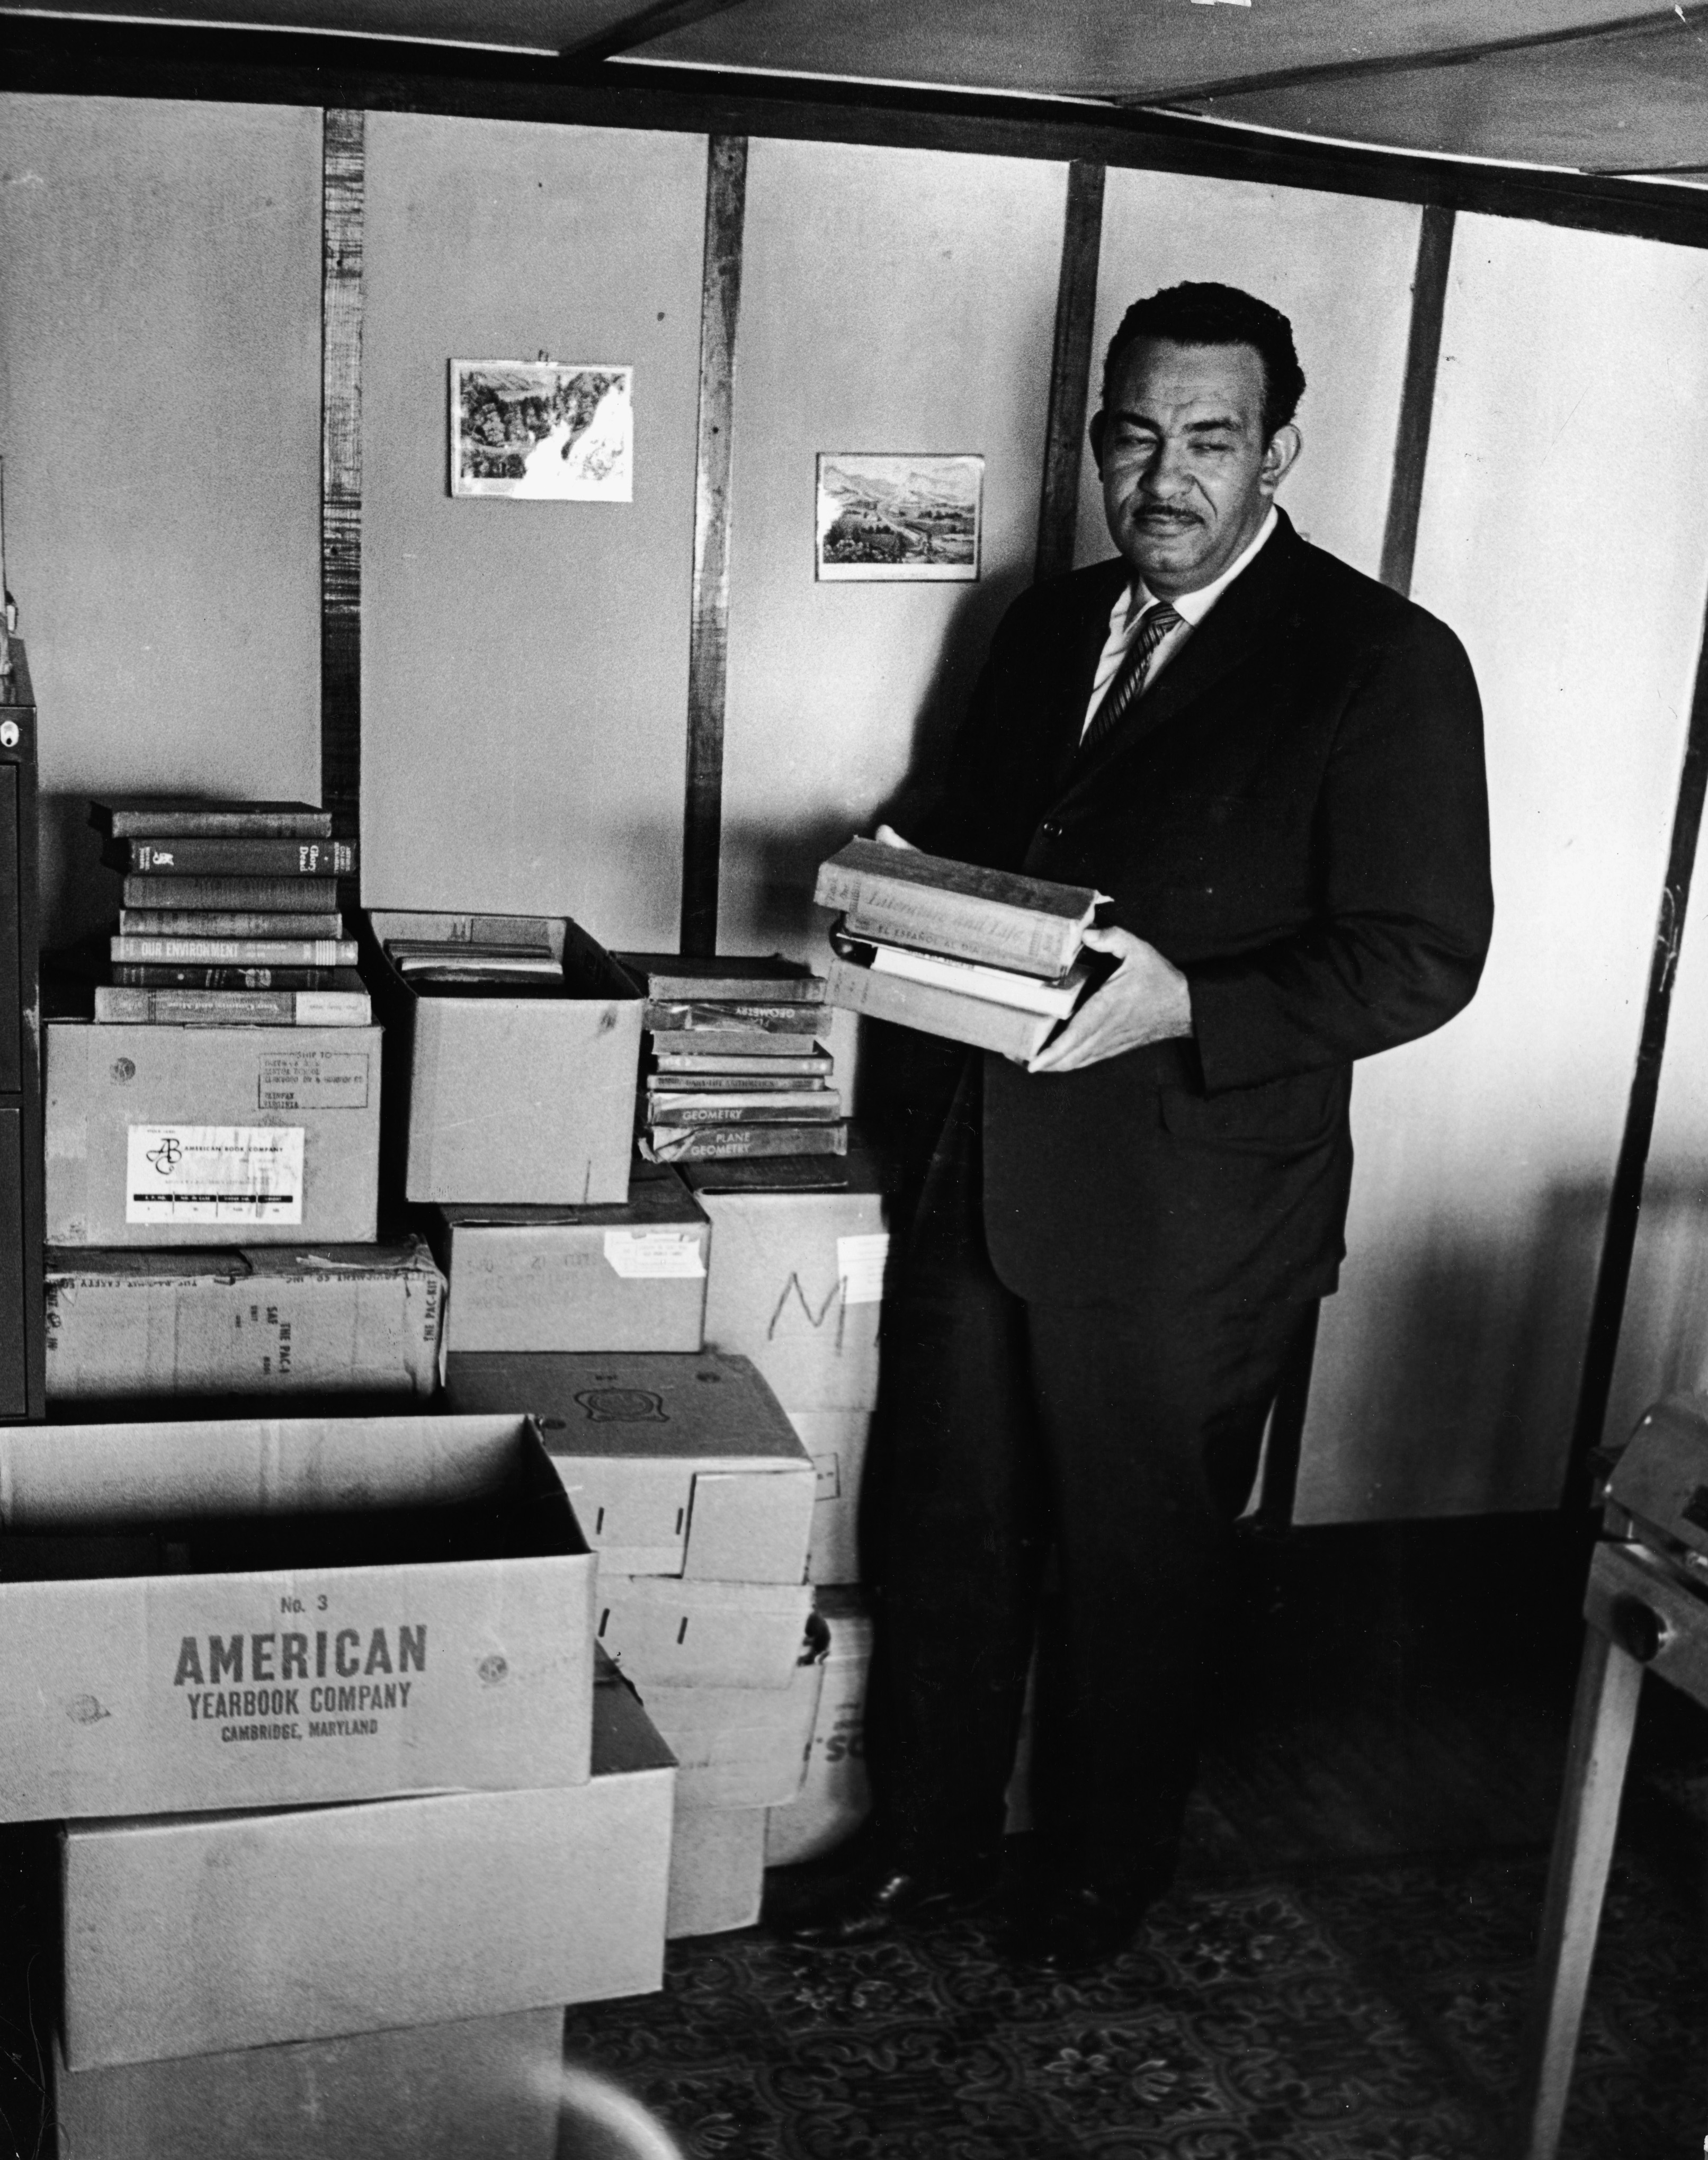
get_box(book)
[815,838,1103,979]
[681,1156,851,1192]
[651,1048,833,1078]
[90,797,334,840]
[641,1001,822,1034]
[866,941,1092,1017]
[112,963,352,991]
[641,1122,849,1163]
[615,953,825,1003]
[646,1091,844,1125]
[93,981,371,1027]
[119,910,344,939]
[119,875,341,912]
[387,945,561,981]
[105,837,357,877]
[647,1027,831,1059]
[825,943,1061,1060]
[111,936,357,967]
[645,1071,825,1094]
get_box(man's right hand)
[873,824,918,851]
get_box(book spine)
[632,976,825,1004]
[824,951,1053,1060]
[110,938,357,966]
[93,988,371,1026]
[120,876,341,911]
[105,810,334,838]
[652,1057,833,1077]
[831,879,1079,976]
[642,1002,822,1033]
[120,911,344,938]
[642,1122,849,1162]
[111,965,344,990]
[646,1094,844,1125]
[648,1028,827,1058]
[115,838,357,876]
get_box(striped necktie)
[1079,601,1182,758]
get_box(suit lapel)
[1049,513,1304,811]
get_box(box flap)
[444,1351,808,1465]
[683,1470,812,1585]
[595,1576,811,1689]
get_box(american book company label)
[602,1229,707,1279]
[127,1125,305,1225]
[836,1233,889,1305]
[257,1051,370,1111]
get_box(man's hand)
[872,824,918,851]
[1026,925,1193,1075]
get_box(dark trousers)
[868,1073,1307,1893]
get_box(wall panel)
[1078,170,1421,577]
[716,137,1067,957]
[361,112,705,942]
[1299,215,1708,1520]
[0,93,323,944]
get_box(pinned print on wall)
[816,453,983,582]
[451,362,633,500]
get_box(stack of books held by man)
[92,797,369,1026]
[815,838,1104,1059]
[615,954,843,1164]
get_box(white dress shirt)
[1079,505,1280,741]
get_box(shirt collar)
[1124,503,1280,629]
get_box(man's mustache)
[1132,504,1201,525]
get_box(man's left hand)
[1026,925,1193,1075]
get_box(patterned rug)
[563,1828,1706,2160]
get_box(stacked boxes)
[0,1411,675,2155]
[444,1349,825,1936]
[617,953,847,1167]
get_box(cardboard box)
[436,1166,708,1354]
[44,1021,382,1246]
[764,1588,873,1867]
[444,1349,815,1583]
[597,1575,813,1690]
[55,2007,566,2160]
[684,1159,888,1412]
[667,1805,766,1939]
[59,1676,674,2069]
[43,1238,444,1402]
[369,912,641,1204]
[637,1619,827,1807]
[789,1408,872,1585]
[0,1413,595,1822]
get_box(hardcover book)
[90,798,334,840]
[641,1002,821,1034]
[616,953,825,1004]
[646,1092,844,1126]
[120,911,344,940]
[110,936,357,967]
[645,1072,824,1094]
[92,980,372,1027]
[825,943,1064,1060]
[651,1049,833,1078]
[106,837,357,877]
[111,964,350,991]
[119,876,341,912]
[647,1028,826,1060]
[814,838,1102,979]
[641,1123,849,1163]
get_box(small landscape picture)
[450,361,633,500]
[816,453,983,581]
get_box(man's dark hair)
[1098,282,1306,441]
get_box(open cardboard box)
[368,912,641,1205]
[0,1413,595,1820]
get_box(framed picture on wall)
[816,453,983,582]
[450,362,633,501]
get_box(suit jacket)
[913,510,1494,1311]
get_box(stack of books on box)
[92,798,368,1027]
[815,838,1102,1059]
[617,953,845,1164]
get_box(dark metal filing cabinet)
[0,642,43,1418]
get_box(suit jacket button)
[1041,819,1061,840]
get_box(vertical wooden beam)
[679,132,747,957]
[1379,203,1454,596]
[1034,160,1105,586]
[321,107,364,855]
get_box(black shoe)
[1000,1878,1159,1974]
[771,1849,1003,1947]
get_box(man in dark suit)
[782,282,1494,1970]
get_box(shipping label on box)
[689,1171,888,1411]
[44,1239,445,1402]
[596,1575,812,1690]
[444,1349,813,1581]
[46,1023,381,1246]
[438,1167,708,1354]
[0,1414,594,1822]
[59,1679,675,2069]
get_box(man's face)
[1095,337,1300,597]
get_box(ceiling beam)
[559,0,754,67]
[1111,5,1688,110]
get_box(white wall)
[1298,214,1708,1519]
[360,112,707,946]
[0,93,323,944]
